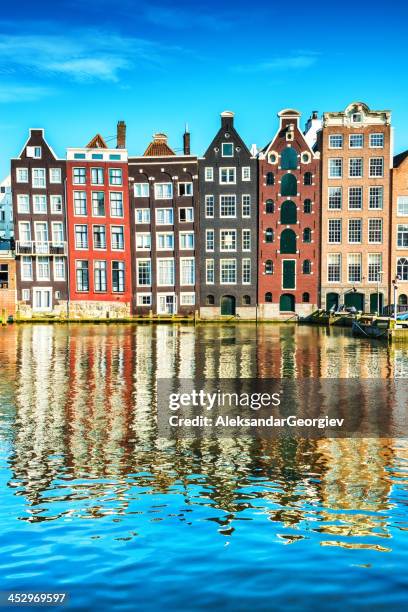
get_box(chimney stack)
[312,110,318,120]
[220,110,235,130]
[183,124,191,155]
[116,120,126,149]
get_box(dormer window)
[351,112,363,123]
[34,147,42,158]
[222,143,234,157]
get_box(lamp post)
[377,270,384,315]
[392,275,401,322]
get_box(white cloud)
[234,53,319,73]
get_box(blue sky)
[1,0,407,176]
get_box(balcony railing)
[16,241,68,256]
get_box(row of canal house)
[8,102,408,319]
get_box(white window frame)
[220,258,237,284]
[135,232,151,251]
[242,167,251,181]
[49,167,62,184]
[219,167,236,184]
[53,256,65,281]
[155,208,174,225]
[328,135,343,149]
[205,195,214,218]
[178,182,193,197]
[134,183,149,198]
[368,218,383,244]
[205,167,214,182]
[328,158,343,178]
[136,258,152,287]
[179,231,194,250]
[17,194,30,214]
[180,292,195,306]
[137,293,152,306]
[205,229,214,252]
[180,257,195,286]
[221,142,234,157]
[220,229,237,252]
[111,225,125,251]
[242,194,251,218]
[206,259,215,284]
[32,168,46,189]
[157,257,175,286]
[16,168,29,183]
[242,229,251,252]
[347,218,362,244]
[242,258,251,284]
[156,231,174,251]
[397,196,408,216]
[135,208,150,224]
[154,183,173,200]
[369,133,384,148]
[220,194,236,218]
[50,195,63,214]
[349,134,364,149]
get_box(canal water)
[0,324,407,610]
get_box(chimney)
[183,125,190,155]
[116,120,126,149]
[312,110,318,120]
[221,110,235,130]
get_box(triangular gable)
[86,134,108,149]
[143,133,176,157]
[203,124,252,158]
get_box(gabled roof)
[86,134,108,149]
[394,150,408,168]
[143,133,175,156]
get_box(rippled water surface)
[0,323,408,610]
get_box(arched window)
[302,260,311,274]
[265,260,273,274]
[281,173,297,196]
[265,199,274,213]
[265,292,272,303]
[303,228,312,243]
[302,292,310,303]
[280,228,297,254]
[303,172,313,186]
[206,295,215,305]
[266,172,274,185]
[265,228,274,243]
[399,294,408,306]
[397,257,408,281]
[303,199,312,213]
[242,295,251,305]
[280,200,297,224]
[281,147,298,170]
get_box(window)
[220,230,236,251]
[303,199,312,214]
[303,228,312,243]
[110,192,123,217]
[397,257,408,280]
[265,228,274,243]
[242,229,251,251]
[329,158,342,178]
[135,183,149,198]
[328,219,342,243]
[155,183,173,199]
[370,133,384,148]
[329,135,343,148]
[74,153,86,160]
[242,167,250,181]
[111,226,124,250]
[220,195,236,217]
[109,168,122,186]
[19,222,31,243]
[49,168,62,183]
[206,260,214,284]
[110,154,121,161]
[369,157,384,177]
[206,229,214,251]
[51,195,63,214]
[112,261,125,292]
[178,182,193,196]
[280,200,297,224]
[37,256,50,280]
[265,199,274,213]
[31,146,41,158]
[397,196,408,216]
[281,147,298,170]
[94,260,107,292]
[370,186,383,210]
[302,292,310,303]
[328,253,341,282]
[92,192,105,216]
[242,259,251,284]
[302,153,311,163]
[268,153,278,164]
[265,292,272,303]
[74,192,87,216]
[265,260,273,274]
[52,222,64,244]
[349,158,363,177]
[135,232,151,250]
[93,225,106,249]
[368,218,382,243]
[220,259,236,284]
[156,208,174,225]
[156,232,174,250]
[205,167,213,181]
[135,209,150,224]
[397,224,408,248]
[17,194,30,214]
[137,294,152,306]
[91,167,104,185]
[348,254,362,283]
[368,254,382,282]
[348,186,363,209]
[22,289,30,301]
[137,260,151,286]
[242,295,251,305]
[180,232,194,249]
[351,113,362,123]
[33,195,47,214]
[180,293,195,306]
[303,260,311,274]
[179,208,194,222]
[34,222,48,244]
[21,256,33,280]
[206,294,215,305]
[180,258,195,285]
[266,172,274,185]
[348,219,362,243]
[92,154,103,160]
[242,195,251,218]
[349,134,363,148]
[16,168,28,183]
[220,168,236,184]
[205,195,214,218]
[32,168,46,188]
[328,187,342,209]
[281,174,297,196]
[54,257,65,280]
[73,168,86,185]
[303,172,312,185]
[157,258,175,286]
[222,142,234,157]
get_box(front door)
[345,292,365,311]
[33,288,52,312]
[158,294,176,315]
[221,295,236,315]
[326,292,339,311]
[35,223,49,254]
[370,292,383,314]
[282,260,296,289]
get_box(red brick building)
[258,109,320,317]
[66,123,132,318]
